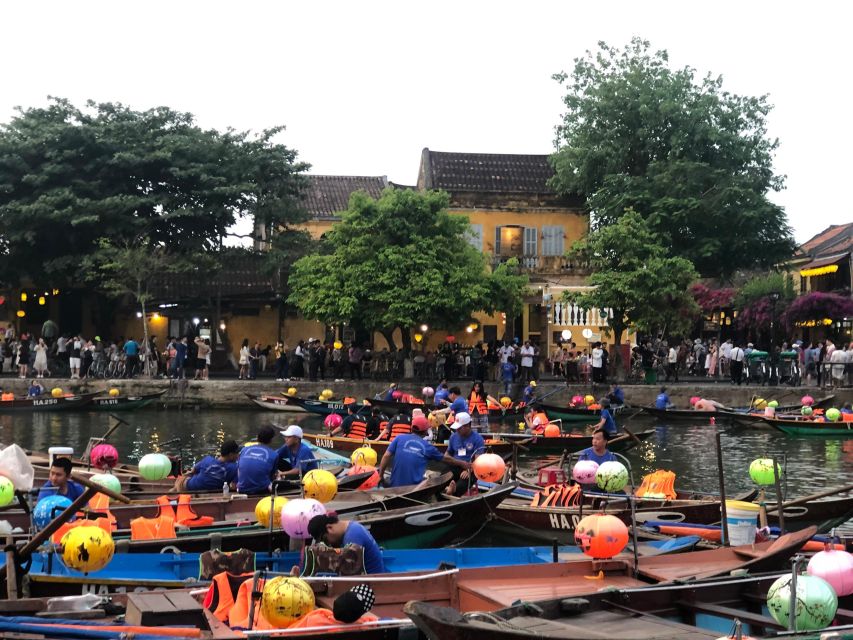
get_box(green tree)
[565,211,699,352]
[0,98,309,286]
[550,38,795,279]
[288,188,499,351]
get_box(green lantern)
[0,476,14,507]
[767,400,779,408]
[139,453,172,481]
[767,574,838,631]
[90,473,122,495]
[801,405,813,416]
[749,458,782,486]
[825,408,841,422]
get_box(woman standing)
[34,338,49,378]
[706,343,718,378]
[238,339,250,380]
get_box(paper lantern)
[90,473,121,496]
[767,400,778,408]
[748,458,782,486]
[138,453,172,481]
[584,395,595,406]
[572,460,599,484]
[574,513,629,559]
[766,574,838,631]
[596,461,629,492]
[801,395,815,407]
[107,388,120,398]
[321,389,334,400]
[281,498,326,539]
[0,477,14,507]
[445,335,456,343]
[301,469,338,503]
[348,465,380,490]
[543,423,561,437]
[333,340,343,350]
[60,526,115,574]
[422,386,435,398]
[51,388,63,398]
[391,390,403,400]
[255,496,289,528]
[472,453,506,483]
[808,547,853,596]
[753,398,767,410]
[324,414,343,430]
[826,408,841,422]
[34,495,73,529]
[689,396,700,406]
[499,396,512,408]
[287,387,298,396]
[90,444,119,470]
[801,405,813,416]
[351,446,377,467]
[261,576,315,627]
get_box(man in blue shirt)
[123,337,139,378]
[433,382,450,407]
[576,430,617,492]
[378,417,468,487]
[173,337,188,380]
[308,513,386,574]
[591,398,617,435]
[38,457,85,502]
[237,425,280,494]
[521,380,537,405]
[446,412,486,496]
[177,440,240,492]
[500,360,517,396]
[607,383,625,406]
[277,425,318,478]
[655,386,672,410]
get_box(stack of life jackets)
[130,495,215,541]
[529,483,582,508]
[634,470,677,500]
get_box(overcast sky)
[2,1,849,243]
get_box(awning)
[799,252,849,277]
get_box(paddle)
[764,482,853,515]
[530,385,564,407]
[622,426,642,446]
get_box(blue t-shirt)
[124,340,139,356]
[28,385,42,397]
[186,455,238,491]
[578,447,617,465]
[611,387,625,404]
[600,409,617,435]
[449,397,468,414]
[38,480,85,503]
[343,521,386,574]
[434,389,450,406]
[500,362,515,382]
[386,434,444,487]
[277,442,318,475]
[522,385,535,403]
[174,342,187,363]
[237,443,279,494]
[655,393,670,410]
[448,431,486,462]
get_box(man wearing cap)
[277,425,318,478]
[521,379,537,405]
[446,412,485,496]
[236,425,280,494]
[307,513,385,574]
[377,417,470,487]
[591,398,617,436]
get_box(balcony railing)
[491,255,590,274]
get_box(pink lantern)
[323,414,342,429]
[281,498,326,539]
[445,335,456,343]
[807,547,853,596]
[391,390,403,400]
[572,460,599,484]
[801,395,815,407]
[422,386,435,398]
[90,444,119,470]
[571,395,584,407]
[689,396,700,406]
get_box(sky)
[1,1,850,244]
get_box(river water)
[4,409,851,535]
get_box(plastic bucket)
[48,446,74,466]
[764,406,775,418]
[724,500,760,546]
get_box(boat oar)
[765,482,853,515]
[621,426,642,446]
[530,386,564,406]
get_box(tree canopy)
[288,188,525,350]
[550,38,795,279]
[0,98,309,285]
[565,210,699,344]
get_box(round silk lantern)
[324,414,343,430]
[766,574,838,631]
[261,576,315,627]
[34,495,73,530]
[90,444,119,470]
[60,526,115,574]
[689,396,700,407]
[51,388,63,398]
[767,400,778,408]
[473,453,506,483]
[90,473,121,496]
[572,460,599,484]
[138,453,172,481]
[302,469,338,503]
[348,465,380,490]
[287,387,298,396]
[749,458,782,486]
[351,446,377,467]
[255,496,289,528]
[321,389,333,399]
[801,405,814,417]
[801,395,815,407]
[108,388,120,398]
[543,423,561,437]
[826,408,841,422]
[596,461,629,492]
[500,396,512,408]
[754,398,767,410]
[281,498,326,539]
[333,340,343,350]
[574,513,629,559]
[584,395,595,406]
[0,477,14,507]
[808,547,853,596]
[422,386,435,398]
[572,395,584,406]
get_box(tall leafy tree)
[289,188,505,351]
[550,38,795,278]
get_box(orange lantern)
[499,396,512,408]
[472,453,506,483]
[348,465,380,490]
[543,423,561,437]
[574,513,629,559]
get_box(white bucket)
[48,446,74,466]
[724,500,760,546]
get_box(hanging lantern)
[16,310,25,318]
[414,333,423,343]
[38,296,46,306]
[20,292,26,302]
[575,513,629,558]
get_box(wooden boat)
[369,396,526,419]
[0,391,98,412]
[280,393,357,416]
[763,415,853,436]
[245,392,307,412]
[405,562,853,639]
[534,402,627,423]
[639,406,757,422]
[491,428,655,454]
[303,432,515,457]
[89,389,168,411]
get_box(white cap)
[282,425,303,438]
[450,412,472,430]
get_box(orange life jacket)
[203,571,253,623]
[635,470,677,500]
[468,391,488,416]
[530,484,582,508]
[229,576,274,629]
[130,515,177,540]
[156,495,177,520]
[388,421,410,441]
[51,516,112,544]
[531,411,549,434]
[378,421,389,439]
[176,494,214,527]
[87,492,117,531]
[347,419,368,439]
[287,608,379,629]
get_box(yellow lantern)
[60,526,115,574]
[333,340,343,349]
[261,576,315,627]
[38,296,46,306]
[301,469,338,503]
[255,496,289,528]
[20,292,26,302]
[414,333,423,343]
[16,310,25,318]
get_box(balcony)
[490,255,590,275]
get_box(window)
[466,223,483,252]
[524,227,538,256]
[541,226,564,256]
[495,226,502,255]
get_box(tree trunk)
[400,326,412,356]
[380,328,398,352]
[503,311,516,343]
[610,314,626,381]
[138,281,150,379]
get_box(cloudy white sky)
[2,1,849,243]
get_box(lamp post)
[769,292,781,386]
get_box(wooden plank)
[675,599,782,629]
[0,598,45,614]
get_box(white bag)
[0,444,35,491]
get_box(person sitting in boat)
[38,457,84,502]
[467,381,498,431]
[277,425,318,479]
[174,440,240,492]
[27,379,44,397]
[655,386,672,410]
[841,402,853,415]
[590,398,617,436]
[576,429,617,492]
[331,403,360,437]
[521,380,537,405]
[378,412,411,440]
[607,383,625,406]
[307,512,386,574]
[523,406,550,435]
[691,397,724,412]
[377,417,469,488]
[236,425,281,494]
[445,412,485,496]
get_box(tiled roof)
[800,223,853,257]
[302,175,388,219]
[419,149,556,193]
[150,253,275,302]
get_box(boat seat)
[674,600,783,630]
[503,611,718,639]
